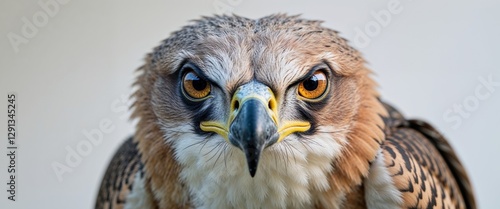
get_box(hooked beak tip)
[244,146,261,177]
[249,168,257,177]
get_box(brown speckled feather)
[95,137,143,209]
[380,103,476,209]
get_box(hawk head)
[133,14,387,208]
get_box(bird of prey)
[95,14,476,209]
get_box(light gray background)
[1,0,499,208]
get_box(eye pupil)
[303,76,318,91]
[192,77,207,91]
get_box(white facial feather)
[164,125,346,209]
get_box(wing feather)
[95,137,143,209]
[407,119,476,209]
[381,104,476,209]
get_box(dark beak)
[228,98,278,177]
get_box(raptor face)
[185,61,330,177]
[139,15,384,208]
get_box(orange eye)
[182,71,211,99]
[298,71,328,100]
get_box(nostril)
[268,99,275,110]
[234,100,240,110]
